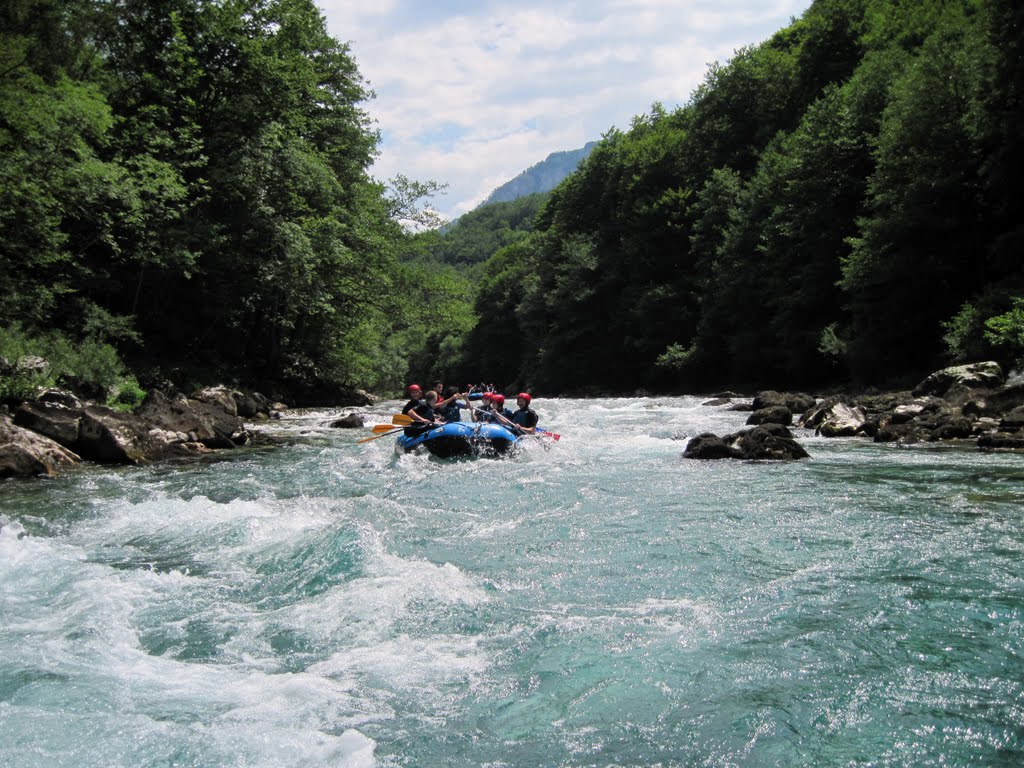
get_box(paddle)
[357,427,403,444]
[371,423,402,433]
[392,413,415,425]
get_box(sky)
[319,1,815,222]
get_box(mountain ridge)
[479,140,598,208]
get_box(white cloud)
[318,0,814,220]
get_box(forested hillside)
[425,194,548,268]
[444,0,1024,394]
[4,0,1022,402]
[0,0,465,403]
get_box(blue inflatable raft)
[395,421,522,458]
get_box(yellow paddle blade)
[372,423,401,433]
[391,413,415,425]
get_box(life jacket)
[511,407,538,429]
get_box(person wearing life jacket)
[509,393,539,434]
[468,391,492,422]
[401,384,423,415]
[436,386,466,423]
[404,389,443,435]
[479,394,514,424]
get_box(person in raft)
[404,389,444,435]
[401,383,423,415]
[508,393,539,434]
[436,386,467,423]
[477,393,515,424]
[468,391,493,422]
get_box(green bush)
[984,298,1024,364]
[107,376,147,411]
[0,323,135,404]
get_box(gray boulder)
[329,413,364,429]
[732,426,810,460]
[683,426,809,461]
[14,401,81,446]
[753,390,817,413]
[232,390,273,419]
[913,362,1004,397]
[682,433,740,459]
[814,403,868,437]
[137,389,248,449]
[746,406,792,426]
[76,405,180,464]
[1000,406,1024,432]
[929,416,974,441]
[191,385,239,417]
[0,414,81,477]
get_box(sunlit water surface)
[2,397,1023,766]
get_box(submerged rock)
[329,413,364,429]
[753,390,816,413]
[683,426,809,461]
[746,406,792,426]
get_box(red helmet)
[407,383,422,394]
[517,392,531,405]
[482,392,494,401]
[491,394,505,407]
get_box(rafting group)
[362,383,559,458]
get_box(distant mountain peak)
[480,141,598,208]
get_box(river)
[2,396,1022,766]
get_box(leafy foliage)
[0,0,441,401]
[461,0,1023,392]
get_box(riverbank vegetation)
[3,0,1022,404]
[0,0,464,403]
[428,0,1024,394]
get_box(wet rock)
[137,389,247,449]
[746,406,793,426]
[978,433,1024,450]
[929,416,974,441]
[329,413,364,429]
[1000,406,1024,432]
[682,433,739,460]
[232,390,272,419]
[874,424,927,444]
[14,401,81,446]
[732,426,810,460]
[683,426,809,461]
[0,414,81,477]
[753,390,816,413]
[815,403,868,437]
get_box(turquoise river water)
[1,396,1023,767]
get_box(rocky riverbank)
[685,362,1024,460]
[1,385,289,478]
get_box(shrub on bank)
[0,324,142,410]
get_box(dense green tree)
[0,0,437,400]
[842,4,995,380]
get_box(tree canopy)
[1,0,445,401]
[451,0,1024,393]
